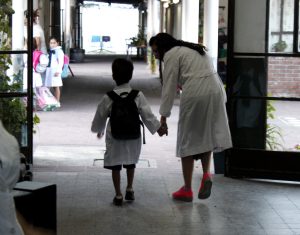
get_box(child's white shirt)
[91,83,160,166]
[44,46,64,87]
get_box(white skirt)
[44,68,63,87]
[176,74,232,157]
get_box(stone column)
[203,0,219,70]
[147,0,160,40]
[12,0,25,50]
[181,0,199,43]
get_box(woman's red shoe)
[198,177,212,199]
[172,186,193,202]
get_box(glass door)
[0,0,34,162]
[225,0,300,181]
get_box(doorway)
[225,0,300,181]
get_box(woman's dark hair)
[149,33,206,60]
[112,58,134,85]
[24,9,39,24]
[33,9,39,23]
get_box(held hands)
[157,116,168,137]
[97,132,104,139]
[157,123,168,136]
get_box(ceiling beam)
[79,0,144,5]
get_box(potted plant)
[266,99,283,150]
[130,25,146,47]
[272,40,287,52]
[0,1,26,139]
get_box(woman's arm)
[159,51,179,118]
[137,92,161,134]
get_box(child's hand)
[54,72,60,77]
[97,132,104,139]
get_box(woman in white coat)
[150,33,232,202]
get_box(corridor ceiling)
[80,0,144,5]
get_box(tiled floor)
[32,56,300,235]
[33,167,300,235]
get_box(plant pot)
[70,48,85,63]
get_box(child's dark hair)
[49,36,59,43]
[112,58,134,86]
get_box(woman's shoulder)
[164,46,181,61]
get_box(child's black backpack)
[107,90,145,143]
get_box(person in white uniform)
[44,36,64,106]
[91,58,166,206]
[32,9,47,54]
[0,120,24,235]
[24,9,47,54]
[150,33,232,202]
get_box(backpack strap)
[127,90,146,144]
[126,90,139,100]
[107,90,122,101]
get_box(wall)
[268,57,300,97]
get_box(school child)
[23,38,44,91]
[44,36,64,107]
[23,38,47,110]
[91,58,166,206]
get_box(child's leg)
[112,170,122,196]
[126,168,135,190]
[125,166,135,201]
[54,86,61,102]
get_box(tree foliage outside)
[0,0,27,138]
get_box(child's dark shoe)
[125,189,135,201]
[113,195,123,206]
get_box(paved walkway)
[32,55,300,235]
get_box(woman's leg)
[172,156,194,202]
[199,151,213,199]
[181,156,194,189]
[112,170,122,196]
[200,151,212,174]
